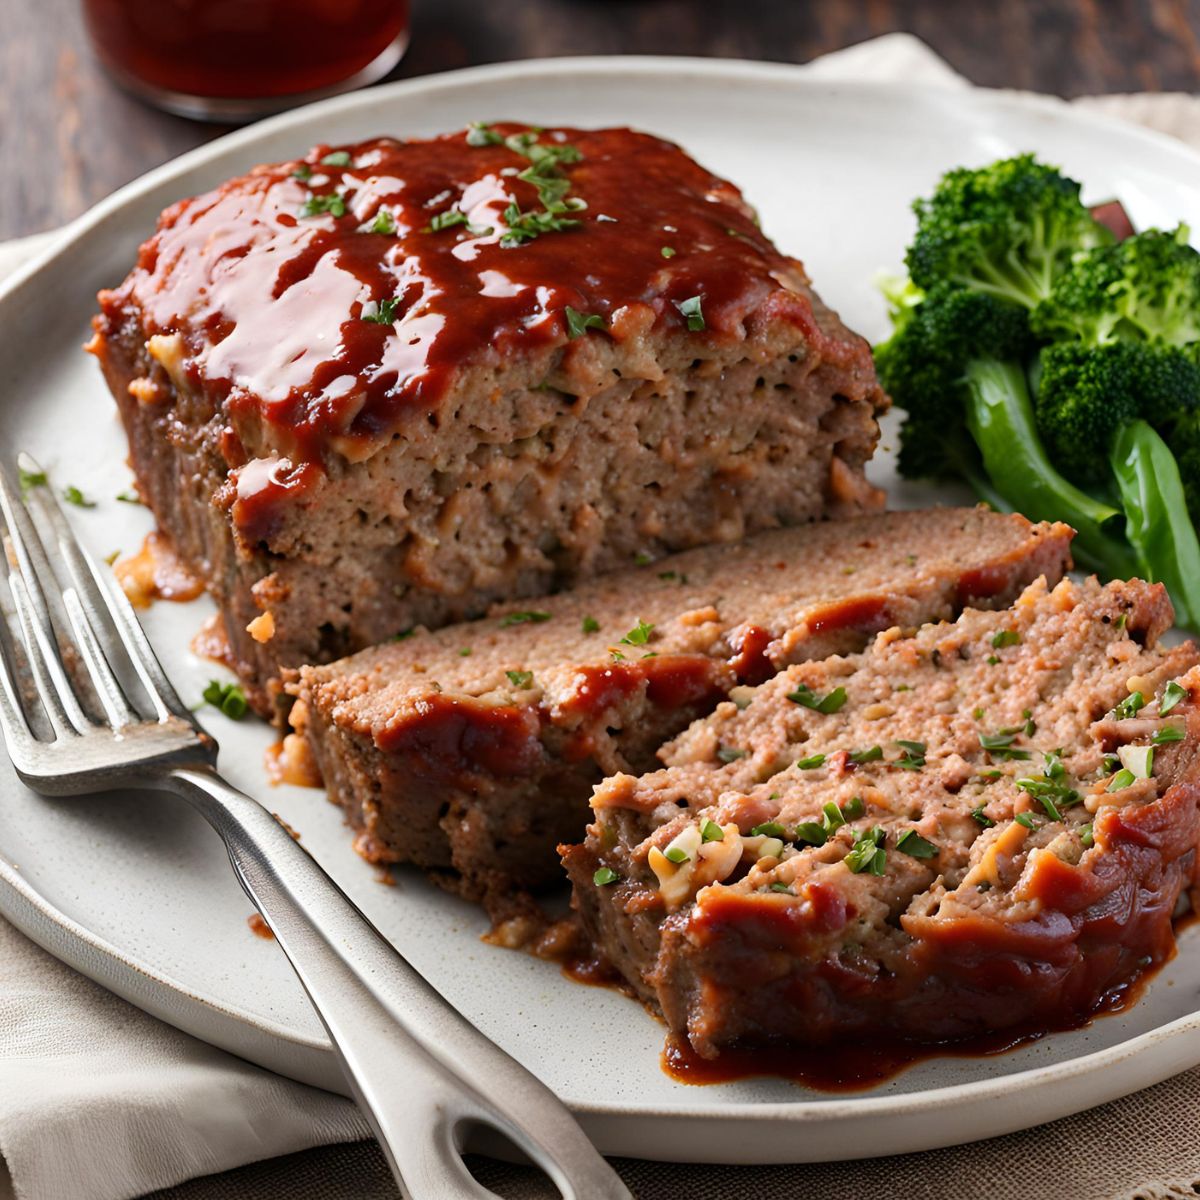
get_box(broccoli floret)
[1032,225,1200,348]
[906,155,1111,310]
[875,282,1033,480]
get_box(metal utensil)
[0,457,629,1200]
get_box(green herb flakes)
[717,746,747,763]
[500,610,552,627]
[202,680,248,720]
[841,795,866,821]
[115,489,141,504]
[1160,680,1188,716]
[593,866,619,886]
[581,615,600,634]
[768,882,793,894]
[1107,768,1136,792]
[1112,691,1146,720]
[970,806,996,828]
[991,629,1021,649]
[1014,812,1038,829]
[849,745,883,764]
[426,208,469,232]
[1151,724,1185,745]
[796,753,826,770]
[786,683,847,714]
[299,193,346,219]
[749,821,787,838]
[368,209,397,235]
[979,729,1031,760]
[63,485,94,508]
[664,845,691,865]
[1080,823,1094,849]
[675,295,706,331]
[844,826,887,875]
[291,164,313,181]
[361,297,400,324]
[700,818,725,843]
[320,150,352,167]
[794,821,827,846]
[893,739,926,770]
[505,669,534,689]
[661,246,676,259]
[564,307,606,339]
[620,620,654,646]
[18,467,47,494]
[896,829,938,859]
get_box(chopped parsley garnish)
[749,821,787,838]
[115,489,142,504]
[459,648,472,657]
[794,821,827,846]
[610,649,625,662]
[1102,753,1122,774]
[987,655,1000,665]
[361,297,400,324]
[896,829,938,859]
[1160,681,1187,716]
[581,615,600,633]
[1107,768,1136,792]
[717,746,747,763]
[675,295,706,331]
[661,246,676,259]
[500,610,552,627]
[466,122,505,147]
[321,150,352,167]
[849,745,883,764]
[1112,691,1146,720]
[18,467,47,494]
[1151,724,1185,745]
[391,629,415,641]
[979,729,1031,760]
[700,818,725,842]
[620,620,654,646]
[821,801,845,832]
[1080,823,1094,848]
[970,806,996,828]
[663,845,691,865]
[991,629,1021,649]
[62,485,95,508]
[1043,749,1065,779]
[505,669,534,689]
[1015,776,1080,816]
[796,753,826,770]
[202,680,248,720]
[634,552,653,566]
[299,193,346,218]
[292,164,313,181]
[786,683,847,714]
[893,739,926,770]
[426,208,469,232]
[844,826,886,875]
[841,795,866,820]
[1014,812,1038,829]
[499,201,582,247]
[368,209,397,235]
[564,307,606,339]
[769,882,794,894]
[593,866,619,886]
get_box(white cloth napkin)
[4,31,1200,1200]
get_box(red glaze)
[247,913,275,940]
[374,693,545,779]
[559,654,725,720]
[805,595,888,635]
[102,125,810,477]
[727,624,774,684]
[955,562,1015,605]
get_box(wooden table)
[3,0,1199,240]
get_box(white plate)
[2,57,1200,1165]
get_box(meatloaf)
[286,509,1072,906]
[564,576,1200,1056]
[89,124,888,715]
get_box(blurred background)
[3,0,1199,241]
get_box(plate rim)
[3,52,1200,1141]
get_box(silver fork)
[0,457,630,1200]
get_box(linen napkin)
[3,32,1200,1200]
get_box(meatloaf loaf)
[286,509,1072,906]
[90,124,888,715]
[565,575,1200,1056]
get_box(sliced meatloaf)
[564,576,1200,1056]
[89,124,888,715]
[286,509,1072,905]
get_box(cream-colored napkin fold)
[2,31,1200,1200]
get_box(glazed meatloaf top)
[96,124,882,477]
[289,509,1071,756]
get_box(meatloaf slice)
[90,124,888,715]
[286,509,1072,906]
[564,576,1200,1057]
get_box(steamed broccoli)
[906,154,1112,309]
[878,157,1200,628]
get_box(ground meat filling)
[566,576,1200,1056]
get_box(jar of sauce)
[81,0,410,121]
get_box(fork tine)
[27,470,199,728]
[0,591,42,768]
[0,466,92,736]
[60,585,140,730]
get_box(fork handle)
[165,765,630,1200]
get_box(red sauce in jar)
[82,0,410,102]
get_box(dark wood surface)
[3,0,1200,240]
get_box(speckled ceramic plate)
[2,58,1200,1164]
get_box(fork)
[0,457,630,1200]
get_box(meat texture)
[287,509,1073,907]
[90,125,888,714]
[564,576,1200,1056]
